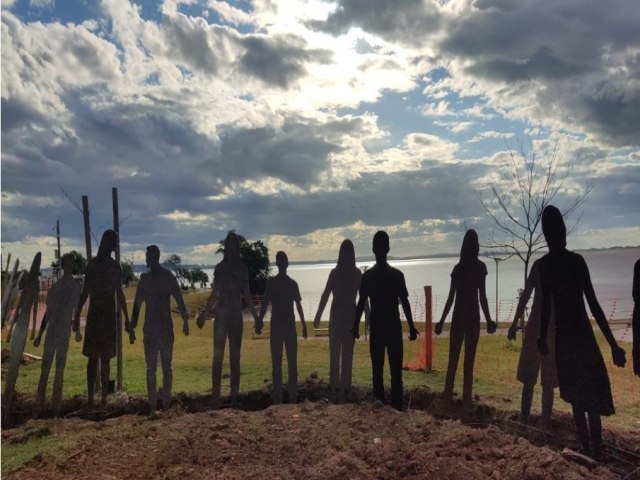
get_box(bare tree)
[478,137,591,287]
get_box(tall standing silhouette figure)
[257,251,308,404]
[314,239,369,402]
[508,258,558,425]
[130,245,190,412]
[34,254,82,416]
[74,230,130,408]
[435,230,496,415]
[353,231,419,411]
[537,205,626,459]
[3,252,41,421]
[197,231,259,405]
[633,258,640,377]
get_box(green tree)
[190,267,209,288]
[217,232,270,294]
[122,260,135,286]
[51,250,87,276]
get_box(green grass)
[4,287,639,424]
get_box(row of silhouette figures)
[3,206,638,460]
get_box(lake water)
[193,248,638,322]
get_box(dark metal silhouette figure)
[34,255,82,416]
[537,205,626,459]
[73,230,130,408]
[353,231,419,411]
[197,231,258,405]
[314,239,369,402]
[130,245,190,412]
[3,253,40,420]
[435,230,496,414]
[633,258,640,377]
[508,258,557,425]
[257,251,307,404]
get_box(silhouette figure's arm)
[116,282,130,326]
[30,287,39,340]
[510,262,536,339]
[580,258,617,348]
[634,260,640,304]
[436,280,455,333]
[479,279,495,332]
[74,281,90,332]
[633,260,640,375]
[241,271,258,323]
[314,272,333,327]
[353,286,368,339]
[295,298,307,340]
[130,281,144,330]
[400,296,419,340]
[256,281,270,333]
[197,283,219,328]
[538,268,552,355]
[34,312,48,347]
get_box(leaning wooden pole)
[112,187,123,391]
[82,196,92,261]
[424,286,433,372]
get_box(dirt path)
[3,386,639,479]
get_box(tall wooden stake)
[82,196,92,260]
[56,219,61,280]
[423,286,433,372]
[112,187,123,391]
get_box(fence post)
[424,286,432,372]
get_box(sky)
[2,0,639,268]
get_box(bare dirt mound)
[4,394,638,480]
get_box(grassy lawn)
[5,287,639,428]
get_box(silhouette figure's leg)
[388,333,404,410]
[212,316,228,402]
[370,334,385,403]
[520,383,534,423]
[228,316,243,401]
[443,325,463,406]
[571,405,591,454]
[87,356,98,408]
[160,341,173,410]
[461,324,480,413]
[342,332,355,398]
[52,345,68,416]
[36,343,55,406]
[144,337,158,412]
[588,412,602,459]
[270,331,284,404]
[541,386,554,424]
[328,330,339,398]
[100,354,110,406]
[284,327,298,404]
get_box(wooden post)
[424,286,433,372]
[112,187,123,392]
[82,196,92,260]
[56,219,61,280]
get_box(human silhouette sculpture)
[197,231,258,405]
[353,231,419,411]
[508,258,557,425]
[633,258,640,377]
[130,245,190,412]
[435,230,496,414]
[3,252,40,419]
[73,230,130,408]
[314,240,369,402]
[257,251,308,404]
[537,205,626,459]
[34,255,82,416]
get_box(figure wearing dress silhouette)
[508,258,557,425]
[34,255,82,416]
[197,232,259,405]
[435,230,496,414]
[353,231,419,411]
[537,205,626,459]
[257,251,308,404]
[3,252,41,420]
[313,240,369,402]
[130,245,190,412]
[73,230,130,408]
[633,258,639,377]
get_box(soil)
[3,382,639,479]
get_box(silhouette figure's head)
[223,231,241,261]
[542,205,566,251]
[337,239,356,268]
[62,255,75,275]
[372,231,390,260]
[29,252,42,276]
[460,230,479,263]
[276,251,288,272]
[98,230,118,257]
[146,245,161,269]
